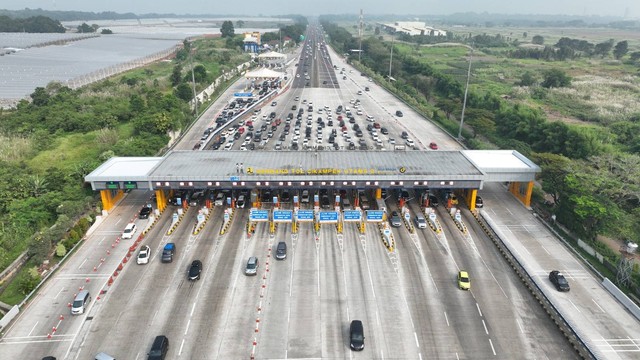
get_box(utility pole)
[189,43,198,116]
[358,9,363,62]
[388,34,394,79]
[457,45,473,141]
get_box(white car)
[122,223,137,239]
[136,245,151,265]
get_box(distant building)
[243,32,261,53]
[380,21,447,37]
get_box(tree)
[531,35,544,45]
[522,32,527,38]
[56,243,67,257]
[518,71,537,86]
[30,87,50,106]
[174,83,193,102]
[220,21,235,38]
[613,40,628,60]
[170,65,183,86]
[541,68,571,88]
[594,39,614,58]
[531,152,571,205]
[192,65,207,83]
[374,27,380,35]
[17,267,41,295]
[77,23,95,33]
[101,29,113,34]
[236,20,245,28]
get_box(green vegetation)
[322,21,640,288]
[0,36,249,285]
[0,15,65,33]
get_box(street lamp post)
[388,34,394,79]
[457,46,473,141]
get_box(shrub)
[55,243,67,257]
[17,267,41,295]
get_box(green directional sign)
[124,181,137,190]
[106,181,119,190]
[300,35,305,41]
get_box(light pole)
[457,45,473,141]
[388,33,394,79]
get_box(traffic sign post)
[296,210,314,222]
[250,209,270,222]
[343,210,362,222]
[365,210,385,222]
[273,210,293,223]
[319,211,339,223]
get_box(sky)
[2,0,639,18]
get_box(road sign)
[230,176,240,181]
[383,228,391,237]
[234,92,253,97]
[366,210,384,222]
[314,194,319,203]
[273,196,278,204]
[223,212,230,221]
[296,210,314,222]
[250,209,269,222]
[319,212,339,223]
[343,210,361,222]
[404,212,411,221]
[293,195,299,204]
[429,212,437,221]
[273,210,293,223]
[197,213,205,223]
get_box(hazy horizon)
[2,0,639,18]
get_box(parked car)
[429,142,438,150]
[549,270,570,291]
[396,110,403,117]
[237,194,246,208]
[137,245,151,265]
[475,196,484,208]
[188,260,202,281]
[301,189,310,203]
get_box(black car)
[428,194,439,207]
[321,195,331,209]
[275,241,287,260]
[549,270,570,291]
[188,260,202,281]
[139,205,152,219]
[281,191,291,202]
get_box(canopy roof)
[244,68,283,79]
[257,51,286,59]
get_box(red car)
[429,142,438,150]
[238,127,245,134]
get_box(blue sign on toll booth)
[343,210,361,221]
[250,209,269,221]
[319,212,339,223]
[366,210,384,221]
[296,210,314,221]
[273,210,293,222]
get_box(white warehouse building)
[380,21,447,37]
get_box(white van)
[71,290,91,315]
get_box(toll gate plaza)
[85,149,540,213]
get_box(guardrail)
[474,211,595,359]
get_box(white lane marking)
[414,332,420,347]
[78,258,87,269]
[628,336,640,351]
[568,299,582,313]
[115,218,122,226]
[184,319,191,335]
[456,353,460,360]
[380,349,384,359]
[179,338,185,355]
[482,319,489,335]
[98,236,106,245]
[190,302,196,317]
[28,321,39,336]
[489,338,496,355]
[592,298,606,313]
[478,256,508,299]
[476,303,483,317]
[516,319,524,334]
[54,287,64,299]
[444,311,450,327]
[419,353,423,360]
[540,245,551,255]
[376,310,381,327]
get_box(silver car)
[245,256,259,276]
